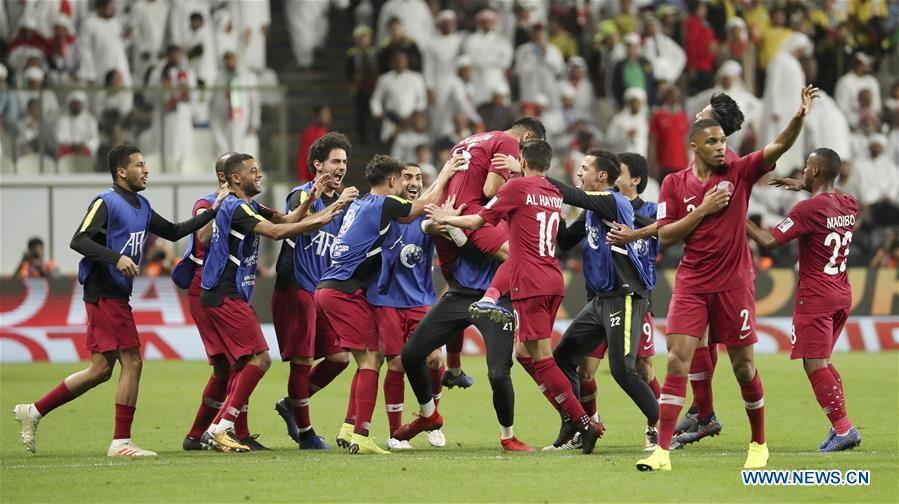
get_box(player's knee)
[425,351,442,370]
[665,352,690,376]
[731,359,756,384]
[326,352,350,364]
[252,352,272,372]
[577,366,594,382]
[487,365,511,385]
[90,362,114,384]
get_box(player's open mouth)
[140,177,147,184]
[333,173,344,184]
[407,188,419,198]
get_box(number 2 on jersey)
[536,211,560,257]
[823,231,853,275]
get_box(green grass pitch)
[1,352,897,503]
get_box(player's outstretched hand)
[798,84,820,117]
[441,194,465,216]
[312,173,332,199]
[116,255,140,277]
[337,186,359,208]
[769,177,805,192]
[491,154,521,174]
[425,204,448,224]
[439,155,467,180]
[606,223,637,245]
[212,187,229,210]
[698,187,730,215]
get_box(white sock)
[420,399,436,418]
[298,425,312,434]
[480,295,497,304]
[27,404,42,421]
[448,368,462,376]
[110,438,131,446]
[445,225,468,247]
[215,419,234,433]
[500,425,514,440]
[591,413,600,423]
[206,423,218,435]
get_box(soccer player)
[173,152,238,451]
[13,144,226,456]
[435,117,547,388]
[425,139,603,454]
[670,91,747,441]
[746,148,861,452]
[527,151,658,452]
[636,85,820,472]
[317,154,462,455]
[367,163,446,450]
[560,152,662,451]
[200,153,345,452]
[271,133,358,450]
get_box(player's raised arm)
[545,176,621,222]
[402,155,466,220]
[254,203,343,240]
[763,85,819,167]
[147,188,227,242]
[270,173,332,224]
[606,220,658,245]
[426,198,485,231]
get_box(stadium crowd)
[0,0,897,269]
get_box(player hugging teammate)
[14,86,862,466]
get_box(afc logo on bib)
[120,231,146,257]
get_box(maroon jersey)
[188,198,214,296]
[478,176,564,300]
[657,149,773,293]
[771,192,858,313]
[444,131,520,214]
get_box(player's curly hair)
[307,132,352,175]
[365,154,404,186]
[708,92,744,137]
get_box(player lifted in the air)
[427,140,603,454]
[746,148,861,452]
[636,85,819,471]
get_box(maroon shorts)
[513,295,563,342]
[205,297,269,364]
[590,311,656,359]
[315,288,378,351]
[376,306,429,356]
[791,309,849,360]
[272,287,342,361]
[434,220,509,277]
[84,298,140,353]
[666,286,757,347]
[188,294,227,363]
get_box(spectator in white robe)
[129,0,169,84]
[47,15,79,85]
[285,0,346,69]
[559,56,595,122]
[605,87,649,157]
[514,22,565,110]
[686,60,762,154]
[78,0,132,86]
[370,51,427,143]
[5,0,59,39]
[800,57,851,162]
[834,52,881,128]
[761,32,811,173]
[424,10,464,110]
[432,56,482,137]
[7,17,49,73]
[232,0,271,72]
[17,66,59,123]
[167,0,211,50]
[850,134,899,206]
[185,11,217,87]
[463,9,513,106]
[210,51,261,156]
[376,0,434,49]
[93,69,133,121]
[212,7,239,60]
[641,15,686,86]
[147,45,196,170]
[850,111,880,163]
[55,91,99,158]
[391,111,431,162]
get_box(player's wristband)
[445,225,468,247]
